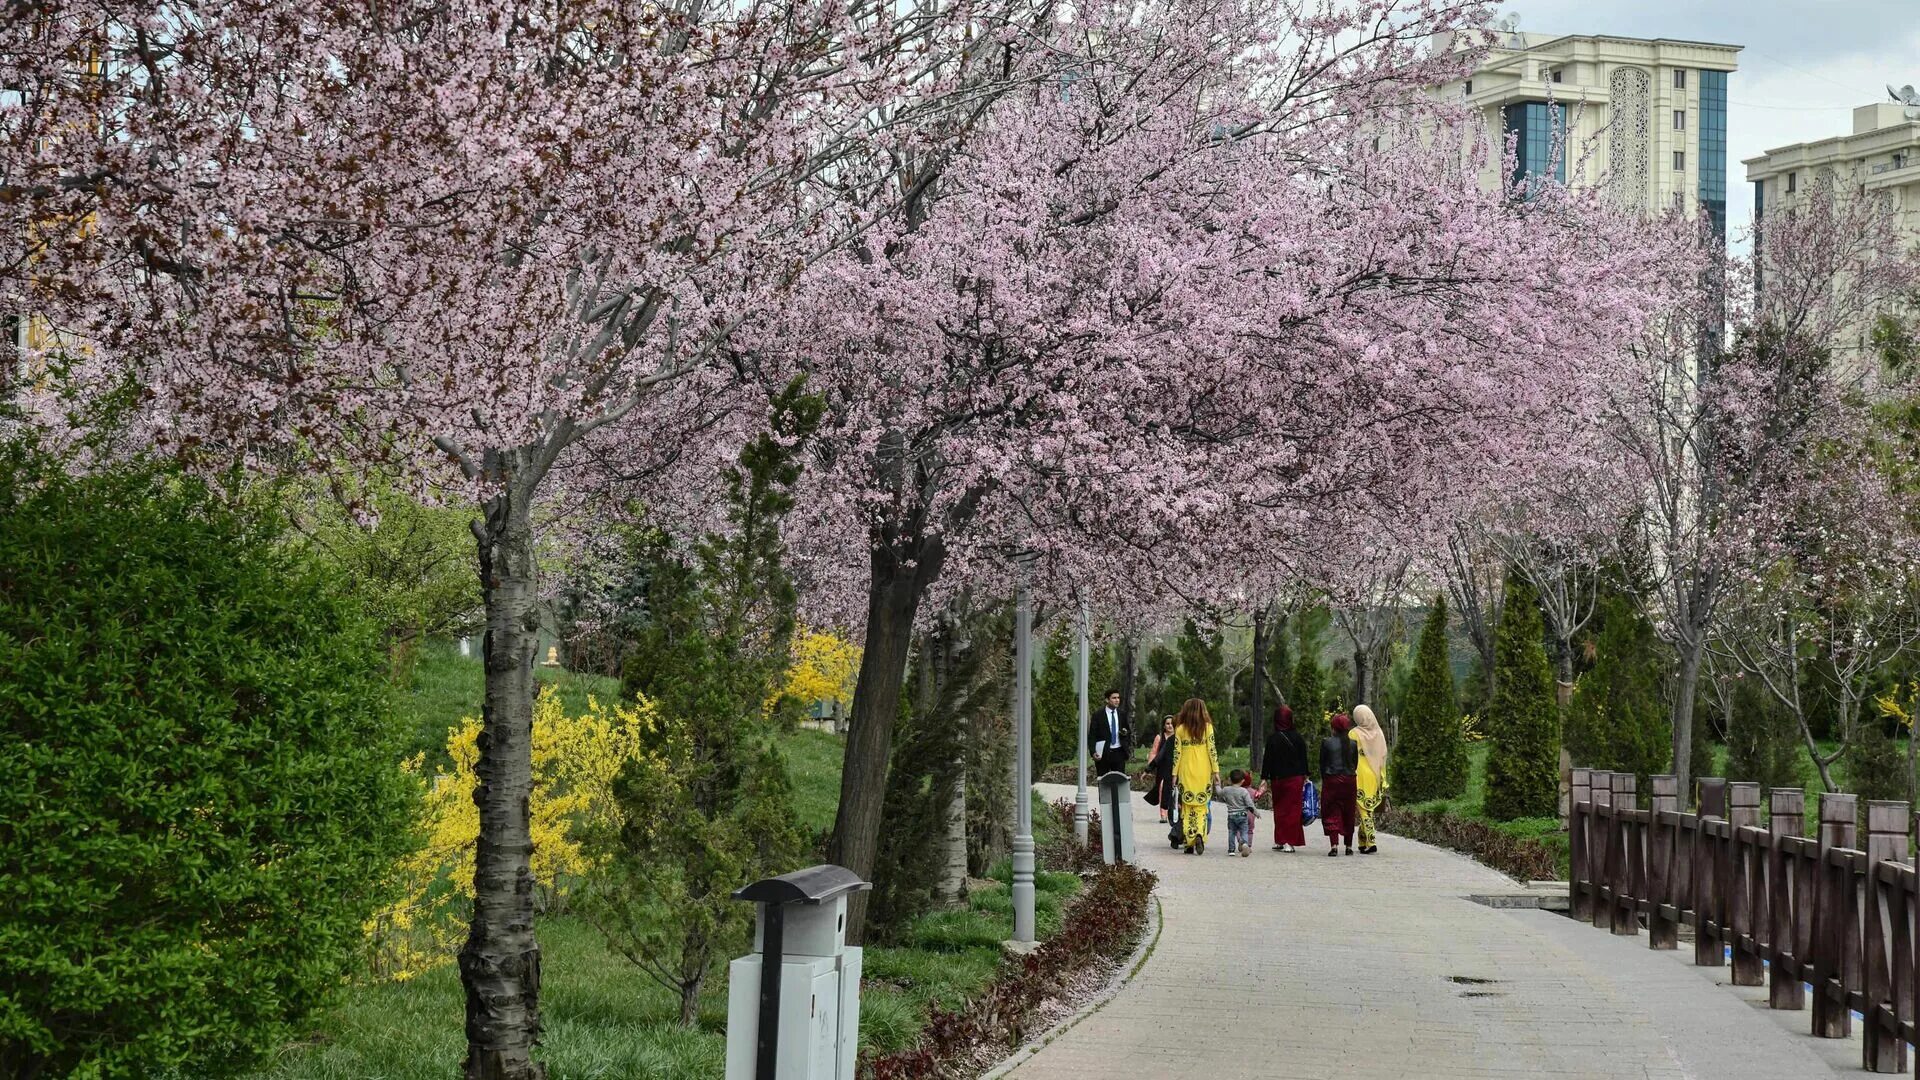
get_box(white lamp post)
[1074,602,1090,845]
[1011,556,1036,945]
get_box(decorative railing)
[1570,770,1918,1073]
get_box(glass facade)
[1698,70,1728,241]
[1503,102,1567,191]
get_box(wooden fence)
[1570,769,1920,1073]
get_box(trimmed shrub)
[1393,597,1467,802]
[1723,674,1800,791]
[866,859,1155,1079]
[1484,572,1561,821]
[0,449,415,1079]
[1376,806,1560,883]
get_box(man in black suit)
[1089,689,1131,775]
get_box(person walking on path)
[1089,689,1131,776]
[1147,715,1176,826]
[1173,698,1221,855]
[1351,704,1389,855]
[1319,712,1358,856]
[1217,769,1259,857]
[1260,705,1310,852]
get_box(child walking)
[1218,769,1260,858]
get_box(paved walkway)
[1019,783,1860,1080]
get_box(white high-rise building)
[1433,30,1743,239]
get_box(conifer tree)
[1723,673,1801,790]
[1034,627,1077,768]
[1291,623,1330,772]
[1484,572,1561,821]
[1563,591,1669,788]
[1394,597,1467,801]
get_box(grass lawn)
[1403,742,1570,879]
[253,642,1080,1080]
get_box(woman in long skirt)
[1318,712,1358,856]
[1172,698,1221,855]
[1147,716,1177,825]
[1351,704,1389,854]
[1260,706,1309,851]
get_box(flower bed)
[1376,805,1559,883]
[864,805,1155,1079]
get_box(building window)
[1674,110,1686,130]
[1787,171,1797,193]
[1503,101,1569,192]
[1697,70,1727,240]
[1464,78,1473,95]
[1550,69,1563,83]
[1674,70,1687,89]
[1674,150,1685,170]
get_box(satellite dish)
[1494,13,1522,47]
[1895,85,1920,122]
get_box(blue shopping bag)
[1301,779,1319,826]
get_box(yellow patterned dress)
[1173,722,1219,852]
[1352,728,1385,851]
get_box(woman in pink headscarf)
[1318,712,1358,856]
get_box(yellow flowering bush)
[366,686,655,981]
[778,626,860,708]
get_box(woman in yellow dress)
[1350,704,1389,855]
[1172,698,1221,855]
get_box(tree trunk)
[677,966,706,1028]
[828,554,929,945]
[1352,645,1370,709]
[461,472,548,1080]
[1554,646,1575,709]
[1121,639,1138,747]
[1672,643,1703,805]
[1249,611,1267,777]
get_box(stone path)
[1018,782,1860,1080]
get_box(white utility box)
[724,865,869,1080]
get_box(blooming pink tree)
[758,0,1706,939]
[1601,177,1920,797]
[0,1,1045,1073]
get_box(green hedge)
[0,449,416,1078]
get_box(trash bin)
[724,864,870,1080]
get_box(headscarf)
[1352,704,1388,780]
[1273,705,1294,731]
[1330,712,1352,734]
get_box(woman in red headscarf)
[1260,706,1309,851]
[1318,712,1359,856]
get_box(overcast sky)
[1504,0,1919,250]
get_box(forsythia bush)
[367,686,654,980]
[780,626,860,708]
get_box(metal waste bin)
[724,865,869,1080]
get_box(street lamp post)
[1011,557,1036,945]
[1074,603,1090,846]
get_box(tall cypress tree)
[1723,672,1800,790]
[1563,591,1669,788]
[1395,596,1467,802]
[1033,627,1076,767]
[1484,572,1561,821]
[1291,621,1329,773]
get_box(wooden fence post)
[1811,792,1858,1039]
[1571,768,1593,921]
[1861,801,1907,1073]
[1695,778,1728,967]
[1769,788,1806,1010]
[1728,782,1763,985]
[1591,773,1616,932]
[1613,774,1640,936]
[1648,775,1680,950]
